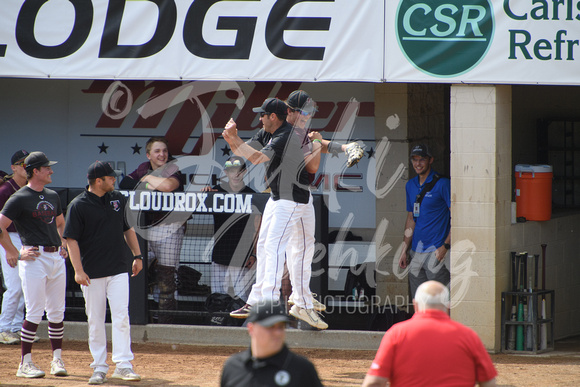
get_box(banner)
[385,0,580,85]
[0,0,384,82]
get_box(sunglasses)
[224,159,243,168]
[260,112,270,117]
[14,160,26,167]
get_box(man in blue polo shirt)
[398,144,451,299]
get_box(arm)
[222,118,270,165]
[141,174,180,192]
[305,132,323,173]
[56,214,69,259]
[435,216,451,262]
[67,238,91,286]
[361,374,389,387]
[124,228,143,277]
[398,212,415,269]
[478,378,497,387]
[0,214,19,268]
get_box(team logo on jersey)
[32,201,55,224]
[274,370,291,386]
[110,200,121,212]
[396,0,494,77]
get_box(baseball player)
[0,150,29,345]
[223,97,328,330]
[119,136,185,323]
[0,151,69,378]
[64,161,143,384]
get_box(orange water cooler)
[515,164,553,221]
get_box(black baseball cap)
[252,98,288,116]
[224,156,246,172]
[247,300,290,327]
[286,90,318,113]
[11,150,29,165]
[87,161,118,179]
[410,144,432,158]
[24,151,57,172]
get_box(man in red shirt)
[362,281,497,387]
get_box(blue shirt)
[405,170,451,253]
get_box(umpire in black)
[220,300,323,387]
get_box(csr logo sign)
[396,0,494,77]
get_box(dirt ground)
[1,338,579,387]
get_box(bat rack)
[501,290,555,354]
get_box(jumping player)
[222,98,327,330]
[0,151,69,378]
[65,161,143,384]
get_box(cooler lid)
[515,164,552,173]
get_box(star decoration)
[221,145,231,156]
[98,142,109,154]
[331,151,340,158]
[132,143,142,154]
[367,147,375,159]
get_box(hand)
[19,246,41,264]
[201,186,217,192]
[75,271,91,286]
[59,245,68,259]
[245,254,256,269]
[132,258,143,277]
[308,131,323,142]
[435,245,448,262]
[222,118,238,143]
[398,251,408,269]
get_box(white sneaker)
[0,331,19,345]
[112,367,141,381]
[89,371,107,385]
[288,293,327,312]
[289,305,328,330]
[50,358,68,376]
[16,362,45,378]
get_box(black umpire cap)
[247,300,290,327]
[87,161,118,180]
[24,151,57,172]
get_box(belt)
[35,246,59,253]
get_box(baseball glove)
[345,142,364,168]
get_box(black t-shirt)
[220,345,323,387]
[63,189,130,279]
[248,121,310,204]
[211,184,257,266]
[1,186,63,246]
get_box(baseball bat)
[540,244,548,350]
[516,252,525,350]
[526,272,533,351]
[507,252,517,350]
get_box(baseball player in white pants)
[0,151,69,379]
[223,98,327,330]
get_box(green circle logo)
[396,0,494,77]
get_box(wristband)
[17,253,21,261]
[145,182,149,190]
[133,254,143,260]
[312,139,322,144]
[327,141,341,154]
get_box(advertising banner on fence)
[386,0,580,85]
[0,0,384,82]
[0,79,378,228]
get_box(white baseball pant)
[81,273,134,373]
[247,196,313,307]
[19,248,66,324]
[0,232,25,332]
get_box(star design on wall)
[221,145,231,156]
[132,143,142,154]
[98,142,109,154]
[367,147,375,159]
